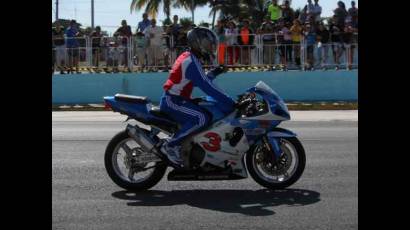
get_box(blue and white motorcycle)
[103,81,306,191]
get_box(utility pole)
[211,0,224,30]
[55,0,59,21]
[191,0,194,24]
[211,9,216,30]
[91,0,94,29]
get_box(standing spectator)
[342,22,357,69]
[316,23,330,69]
[311,0,322,24]
[279,21,293,68]
[268,0,282,24]
[303,23,316,70]
[162,24,171,71]
[144,18,164,69]
[306,0,315,19]
[237,19,254,65]
[136,13,150,68]
[107,40,120,72]
[348,1,358,28]
[306,0,322,24]
[276,20,285,68]
[347,1,358,68]
[168,15,183,56]
[114,20,132,70]
[299,5,308,24]
[52,22,66,74]
[329,18,344,70]
[333,1,348,29]
[65,20,80,74]
[90,26,102,69]
[137,13,151,33]
[281,0,295,25]
[176,22,190,53]
[134,31,147,69]
[260,16,276,65]
[214,19,227,65]
[224,21,239,65]
[290,19,303,67]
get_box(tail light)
[104,101,112,110]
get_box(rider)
[160,27,236,167]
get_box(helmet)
[187,27,218,62]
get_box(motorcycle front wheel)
[246,137,306,190]
[104,130,167,191]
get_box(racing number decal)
[201,132,222,152]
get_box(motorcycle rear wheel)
[246,137,306,190]
[105,130,167,191]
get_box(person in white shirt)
[224,21,239,65]
[144,19,165,67]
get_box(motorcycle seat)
[115,94,150,104]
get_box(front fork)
[262,135,283,164]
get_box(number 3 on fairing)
[201,132,221,152]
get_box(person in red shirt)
[160,27,235,167]
[237,20,254,65]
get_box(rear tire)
[246,137,306,190]
[104,130,167,191]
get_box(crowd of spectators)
[212,0,358,70]
[52,15,194,73]
[52,20,81,74]
[52,0,358,73]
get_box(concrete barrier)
[52,70,357,104]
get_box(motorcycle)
[103,81,306,191]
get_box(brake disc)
[259,144,293,176]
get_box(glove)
[235,98,252,110]
[209,65,227,77]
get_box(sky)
[52,0,359,34]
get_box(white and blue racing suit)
[160,51,235,148]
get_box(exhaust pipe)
[126,124,159,154]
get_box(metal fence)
[52,33,358,73]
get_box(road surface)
[52,111,358,230]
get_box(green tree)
[210,0,267,27]
[198,21,210,28]
[82,27,94,35]
[131,0,173,20]
[161,17,173,26]
[131,0,209,23]
[172,0,209,13]
[179,17,194,27]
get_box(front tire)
[246,137,306,190]
[105,130,167,191]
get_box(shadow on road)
[112,189,320,216]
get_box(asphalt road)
[52,111,358,230]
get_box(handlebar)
[236,98,253,110]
